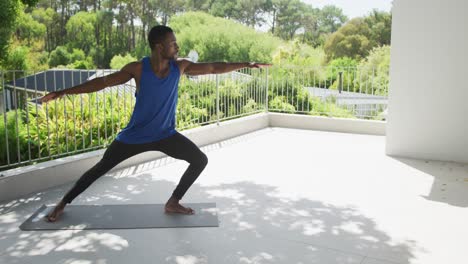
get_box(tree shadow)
[0,172,418,264]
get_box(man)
[40,25,271,222]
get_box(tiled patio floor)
[1,127,467,264]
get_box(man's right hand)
[40,91,65,103]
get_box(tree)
[2,46,29,70]
[364,10,392,47]
[48,45,71,67]
[209,0,238,20]
[234,0,269,27]
[209,0,270,27]
[110,53,137,69]
[356,45,390,95]
[266,2,346,44]
[318,5,348,34]
[185,0,212,12]
[14,8,46,46]
[120,0,137,50]
[31,7,57,52]
[157,0,185,26]
[323,9,392,62]
[66,11,97,54]
[134,0,159,43]
[327,57,358,90]
[170,12,280,62]
[299,5,320,46]
[274,0,305,40]
[0,0,38,64]
[324,18,372,61]
[95,10,114,67]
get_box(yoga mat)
[20,203,219,230]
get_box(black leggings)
[62,131,208,204]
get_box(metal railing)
[0,66,388,170]
[266,66,389,119]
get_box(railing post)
[265,67,269,113]
[216,74,220,125]
[1,70,10,167]
[338,71,343,94]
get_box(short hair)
[148,25,173,50]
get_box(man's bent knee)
[197,152,208,167]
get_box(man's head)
[148,25,179,60]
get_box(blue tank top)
[116,57,180,144]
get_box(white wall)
[386,0,468,163]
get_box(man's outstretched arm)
[39,62,138,103]
[179,60,271,76]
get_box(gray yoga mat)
[20,203,219,230]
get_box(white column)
[386,0,468,163]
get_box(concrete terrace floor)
[0,127,467,264]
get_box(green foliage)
[133,41,151,61]
[20,0,38,5]
[68,59,95,69]
[15,8,46,45]
[0,0,38,64]
[356,45,390,95]
[328,57,358,70]
[177,75,267,127]
[324,46,390,94]
[270,43,329,90]
[65,11,97,54]
[331,57,358,66]
[364,10,392,47]
[185,0,212,12]
[176,90,208,130]
[274,0,304,40]
[48,46,71,67]
[327,57,358,89]
[0,92,133,167]
[308,96,355,118]
[1,46,29,70]
[266,74,355,117]
[30,7,57,54]
[69,49,86,62]
[272,39,325,67]
[65,48,95,69]
[0,0,21,63]
[36,51,49,67]
[209,0,240,20]
[324,18,372,62]
[269,1,348,46]
[157,0,186,25]
[319,5,349,33]
[110,54,137,70]
[360,45,391,70]
[3,0,390,69]
[269,96,295,113]
[0,107,31,167]
[170,12,280,63]
[324,11,392,62]
[88,46,107,68]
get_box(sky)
[302,0,393,18]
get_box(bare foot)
[44,201,66,222]
[165,197,194,215]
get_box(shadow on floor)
[391,156,468,207]
[0,172,418,264]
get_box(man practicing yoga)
[39,25,270,222]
